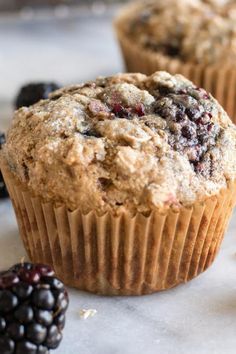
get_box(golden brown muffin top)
[2,71,236,213]
[118,0,236,65]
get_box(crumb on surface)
[79,309,97,320]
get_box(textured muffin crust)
[120,0,236,65]
[3,72,236,213]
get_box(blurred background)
[0,0,128,11]
[0,0,130,123]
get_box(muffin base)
[115,12,236,123]
[1,160,236,295]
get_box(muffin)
[115,0,236,123]
[1,71,236,295]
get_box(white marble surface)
[1,8,236,354]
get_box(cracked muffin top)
[2,71,236,213]
[117,0,236,65]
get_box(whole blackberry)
[0,262,69,354]
[0,132,5,147]
[0,132,8,199]
[15,82,60,109]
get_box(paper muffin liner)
[1,159,236,295]
[115,13,236,123]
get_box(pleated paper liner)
[114,10,236,124]
[1,158,236,295]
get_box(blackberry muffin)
[115,0,236,123]
[1,71,236,295]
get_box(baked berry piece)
[15,82,60,109]
[153,85,220,175]
[0,262,69,354]
[0,132,8,199]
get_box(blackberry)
[164,44,180,57]
[181,124,196,140]
[83,130,102,138]
[153,86,220,173]
[112,103,132,119]
[0,262,69,354]
[15,82,60,109]
[111,103,146,119]
[0,132,5,148]
[134,103,145,117]
[0,171,8,199]
[0,132,8,199]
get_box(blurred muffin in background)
[115,0,236,122]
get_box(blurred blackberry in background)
[0,262,69,354]
[15,82,60,109]
[0,133,5,147]
[0,132,8,199]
